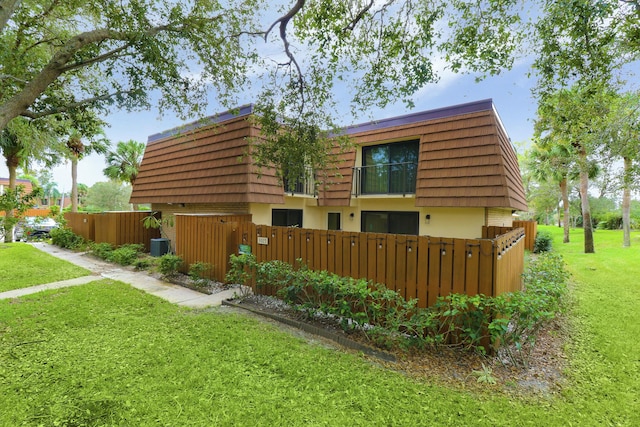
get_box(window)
[327,212,341,230]
[361,211,419,235]
[272,209,303,227]
[361,140,419,194]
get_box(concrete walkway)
[0,242,241,308]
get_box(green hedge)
[227,252,569,366]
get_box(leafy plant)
[472,363,497,385]
[228,250,569,364]
[91,242,114,261]
[133,257,154,271]
[188,261,212,288]
[158,254,183,278]
[110,244,144,266]
[141,212,174,239]
[533,231,553,253]
[50,227,85,250]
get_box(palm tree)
[66,130,109,212]
[103,140,145,185]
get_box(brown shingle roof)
[130,107,284,205]
[317,99,527,210]
[132,100,527,211]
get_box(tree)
[531,0,632,253]
[103,140,145,186]
[37,169,59,206]
[60,110,109,212]
[0,185,42,242]
[0,0,527,185]
[84,181,132,212]
[0,120,56,240]
[527,142,575,242]
[598,91,640,246]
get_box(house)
[130,100,527,249]
[0,178,34,196]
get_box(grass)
[0,243,90,292]
[0,230,638,425]
[537,225,640,425]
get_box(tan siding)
[486,208,514,227]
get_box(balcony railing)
[352,162,417,196]
[283,167,316,196]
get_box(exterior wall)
[250,196,486,239]
[486,208,514,227]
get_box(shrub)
[188,262,212,288]
[133,258,153,270]
[159,254,183,278]
[227,251,569,365]
[596,212,623,230]
[91,242,114,261]
[533,231,553,253]
[50,227,85,250]
[110,244,144,266]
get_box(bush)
[188,262,212,288]
[133,258,154,270]
[533,231,553,253]
[159,254,183,278]
[91,242,114,261]
[110,244,144,266]
[50,227,85,250]
[227,251,569,365]
[596,212,623,230]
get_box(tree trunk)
[3,155,18,242]
[622,156,631,247]
[580,167,595,253]
[71,155,78,212]
[560,177,570,243]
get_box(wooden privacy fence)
[513,220,537,251]
[175,215,526,308]
[65,211,160,251]
[483,220,537,252]
[1,208,51,217]
[64,212,96,242]
[175,214,253,278]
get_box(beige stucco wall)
[249,196,487,239]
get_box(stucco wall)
[249,196,487,239]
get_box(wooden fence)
[175,215,525,308]
[65,211,160,251]
[0,208,51,217]
[175,214,253,279]
[64,212,96,242]
[513,220,537,252]
[483,220,537,252]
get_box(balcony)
[283,167,316,196]
[352,162,417,196]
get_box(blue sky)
[2,60,537,193]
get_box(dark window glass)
[272,209,303,227]
[361,211,418,235]
[328,212,341,230]
[361,140,418,194]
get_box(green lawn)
[0,230,638,426]
[538,225,640,425]
[0,243,90,292]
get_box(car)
[15,216,58,241]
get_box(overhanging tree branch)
[20,90,130,119]
[0,0,20,33]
